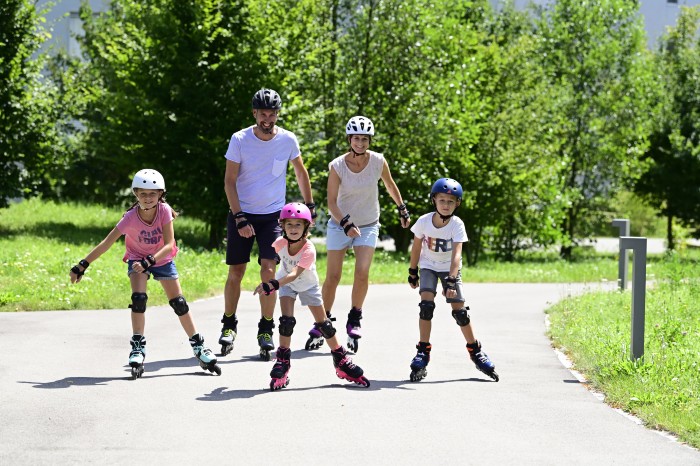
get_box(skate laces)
[222,328,234,337]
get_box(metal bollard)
[619,236,647,361]
[612,219,630,290]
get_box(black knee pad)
[129,292,148,313]
[278,315,296,337]
[419,300,436,320]
[452,307,470,326]
[315,319,336,339]
[169,295,189,316]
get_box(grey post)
[619,236,647,361]
[612,219,630,290]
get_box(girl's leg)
[308,304,341,350]
[160,279,196,337]
[278,297,295,349]
[322,249,347,312]
[129,273,148,335]
[350,246,375,308]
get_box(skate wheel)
[211,364,222,376]
[259,349,271,361]
[220,344,232,357]
[347,337,358,353]
[131,366,143,379]
[490,371,499,382]
[359,376,370,388]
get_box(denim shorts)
[419,268,465,303]
[127,260,179,281]
[326,219,379,250]
[279,283,323,307]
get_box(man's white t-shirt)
[225,125,301,214]
[410,213,469,272]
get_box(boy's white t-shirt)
[224,125,301,214]
[410,213,468,272]
[272,237,319,292]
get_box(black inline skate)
[128,334,146,379]
[257,317,275,361]
[190,333,221,375]
[269,347,291,391]
[409,342,431,382]
[218,313,238,356]
[331,346,370,387]
[467,341,499,382]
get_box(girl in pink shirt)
[69,169,220,379]
[254,203,370,390]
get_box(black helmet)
[252,88,282,110]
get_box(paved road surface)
[1,284,698,465]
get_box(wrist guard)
[139,255,156,271]
[339,214,356,236]
[398,203,410,222]
[443,275,457,293]
[305,202,318,219]
[71,259,90,277]
[408,267,419,286]
[233,211,250,230]
[261,279,280,295]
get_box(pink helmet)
[280,202,312,223]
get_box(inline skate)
[331,346,370,387]
[409,342,431,382]
[257,317,275,361]
[305,312,334,350]
[218,313,238,356]
[128,334,146,379]
[467,341,499,382]
[346,307,362,353]
[190,333,221,375]
[269,347,291,391]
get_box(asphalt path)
[1,283,698,465]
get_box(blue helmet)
[431,178,463,201]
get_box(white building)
[37,0,108,58]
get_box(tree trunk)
[666,214,674,251]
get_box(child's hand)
[254,279,280,296]
[442,275,458,298]
[69,260,90,284]
[408,267,419,289]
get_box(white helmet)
[132,169,166,190]
[346,116,375,136]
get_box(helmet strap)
[432,198,453,224]
[282,223,309,244]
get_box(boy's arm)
[70,227,122,283]
[443,241,464,298]
[408,236,422,288]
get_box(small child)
[254,203,370,390]
[69,169,220,379]
[406,177,498,382]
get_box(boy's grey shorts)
[279,283,323,307]
[419,268,465,303]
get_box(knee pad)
[419,300,436,320]
[169,295,189,316]
[315,319,336,339]
[278,315,296,337]
[451,307,471,327]
[129,292,148,313]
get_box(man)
[220,88,315,360]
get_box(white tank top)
[328,151,384,226]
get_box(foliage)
[535,0,655,259]
[635,6,700,247]
[0,0,70,206]
[62,0,264,246]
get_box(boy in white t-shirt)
[254,203,370,390]
[406,178,498,382]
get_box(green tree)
[65,0,264,246]
[0,0,68,207]
[635,6,700,246]
[536,0,654,259]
